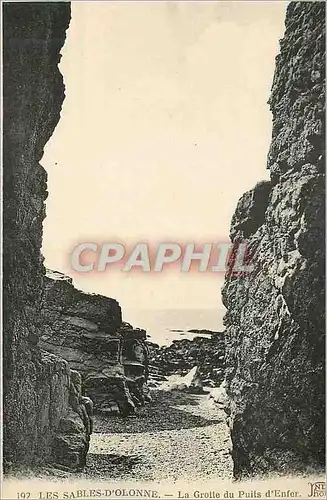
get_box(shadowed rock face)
[3,0,150,441]
[40,270,150,415]
[222,2,325,478]
[3,2,92,470]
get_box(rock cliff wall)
[3,2,92,470]
[40,270,150,415]
[222,2,325,478]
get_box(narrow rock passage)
[82,390,233,482]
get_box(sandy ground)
[5,389,233,483]
[80,389,233,482]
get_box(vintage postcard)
[2,1,326,499]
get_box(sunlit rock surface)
[40,270,150,415]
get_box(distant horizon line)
[125,307,226,311]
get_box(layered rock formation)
[222,2,325,478]
[149,332,225,388]
[40,270,150,415]
[3,3,92,470]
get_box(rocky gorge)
[3,0,325,485]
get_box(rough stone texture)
[3,2,91,470]
[40,270,151,415]
[222,2,325,478]
[149,332,225,388]
[53,370,93,469]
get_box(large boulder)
[40,270,150,414]
[52,370,93,469]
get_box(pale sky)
[42,1,287,320]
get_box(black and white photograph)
[2,1,326,498]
